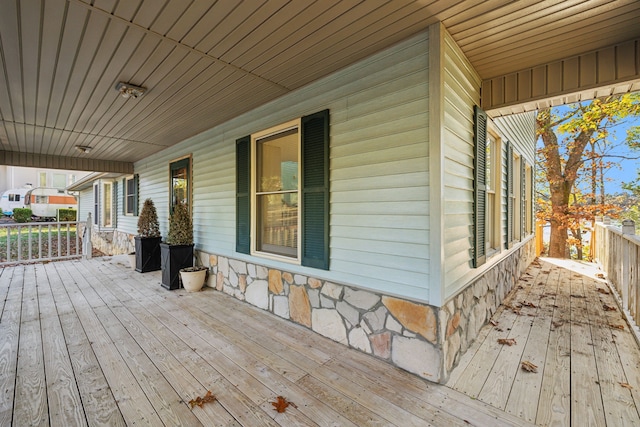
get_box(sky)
[539,99,640,195]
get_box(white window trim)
[124,175,135,216]
[486,127,502,257]
[250,118,302,264]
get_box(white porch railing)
[594,219,640,327]
[0,221,82,266]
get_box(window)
[254,122,300,258]
[170,157,190,214]
[103,182,113,227]
[123,175,138,215]
[39,172,47,187]
[485,131,501,253]
[52,173,66,189]
[236,110,329,269]
[93,181,114,227]
[93,184,99,225]
[525,164,533,235]
[35,195,48,204]
[513,154,522,241]
[9,194,20,202]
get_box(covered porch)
[2,255,640,426]
[1,257,531,427]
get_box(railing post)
[621,220,635,310]
[83,213,93,260]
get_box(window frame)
[250,118,302,263]
[124,175,138,216]
[102,181,114,228]
[169,156,192,215]
[485,128,502,255]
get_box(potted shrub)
[134,199,162,272]
[160,202,204,290]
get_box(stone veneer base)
[93,228,535,383]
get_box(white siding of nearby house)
[441,30,482,297]
[77,188,92,225]
[126,32,431,301]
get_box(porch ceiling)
[1,0,639,169]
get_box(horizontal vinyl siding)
[116,176,138,235]
[493,113,536,166]
[77,189,91,224]
[441,31,482,298]
[130,32,431,301]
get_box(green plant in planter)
[161,202,195,290]
[137,199,161,237]
[166,202,192,245]
[135,198,162,273]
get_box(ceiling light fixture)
[75,145,92,153]
[115,82,147,99]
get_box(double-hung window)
[123,175,138,215]
[253,120,300,259]
[236,110,329,269]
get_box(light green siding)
[441,30,482,297]
[124,32,431,301]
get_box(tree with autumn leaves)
[537,93,640,258]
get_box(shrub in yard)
[57,208,77,221]
[13,208,32,223]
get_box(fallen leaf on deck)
[597,288,610,295]
[521,360,538,373]
[603,304,617,311]
[620,382,633,389]
[498,338,517,346]
[271,396,297,413]
[521,301,537,308]
[189,391,216,408]
[596,273,605,279]
[610,324,625,330]
[570,294,586,299]
[552,321,564,329]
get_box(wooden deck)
[446,257,640,426]
[0,257,534,427]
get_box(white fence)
[0,221,82,266]
[594,220,640,325]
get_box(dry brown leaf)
[521,301,537,308]
[597,288,610,295]
[596,273,605,279]
[570,294,586,299]
[271,396,297,413]
[552,321,564,329]
[603,304,617,311]
[521,360,538,373]
[498,338,517,346]
[620,382,633,390]
[189,390,216,408]
[610,324,625,330]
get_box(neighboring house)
[71,27,536,383]
[0,166,88,193]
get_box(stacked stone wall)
[191,237,535,383]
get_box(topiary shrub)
[166,202,193,246]
[13,208,32,223]
[57,208,77,221]
[137,199,160,238]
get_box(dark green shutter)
[506,141,514,249]
[133,174,139,216]
[301,109,330,270]
[473,105,487,268]
[122,178,126,215]
[236,135,251,254]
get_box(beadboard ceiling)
[1,0,639,169]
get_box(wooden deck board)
[3,256,639,426]
[448,258,640,426]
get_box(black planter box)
[160,242,194,290]
[134,236,162,273]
